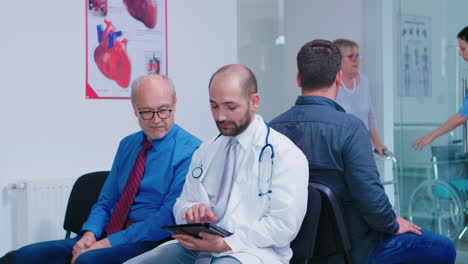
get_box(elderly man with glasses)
[6,75,201,264]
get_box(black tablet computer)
[161,222,233,238]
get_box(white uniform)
[175,115,308,264]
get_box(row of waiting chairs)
[62,171,353,264]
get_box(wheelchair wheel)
[408,179,464,240]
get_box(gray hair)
[130,74,176,102]
[333,39,359,54]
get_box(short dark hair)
[458,26,468,41]
[209,64,257,96]
[297,39,342,90]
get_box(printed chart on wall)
[399,14,432,97]
[86,0,167,99]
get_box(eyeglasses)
[139,108,173,120]
[344,53,361,60]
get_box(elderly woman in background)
[333,39,388,155]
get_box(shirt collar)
[232,114,262,151]
[295,95,346,112]
[140,124,179,148]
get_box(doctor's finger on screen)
[182,203,218,223]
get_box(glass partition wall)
[395,0,468,256]
[238,0,468,259]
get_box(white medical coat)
[173,115,309,264]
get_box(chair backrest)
[310,182,352,264]
[290,183,322,264]
[0,251,15,264]
[63,171,109,238]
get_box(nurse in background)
[333,39,388,155]
[412,26,468,151]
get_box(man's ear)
[132,102,139,117]
[335,70,343,87]
[296,72,302,88]
[250,93,260,112]
[172,96,177,112]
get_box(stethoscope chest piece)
[192,166,203,179]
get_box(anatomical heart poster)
[86,0,167,99]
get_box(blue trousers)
[12,236,164,264]
[124,242,241,264]
[368,229,456,264]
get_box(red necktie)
[106,140,152,235]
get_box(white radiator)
[9,178,75,248]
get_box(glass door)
[395,0,468,255]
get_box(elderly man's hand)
[86,238,112,252]
[71,231,96,264]
[71,234,112,264]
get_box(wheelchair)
[408,145,468,241]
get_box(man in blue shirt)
[9,75,201,264]
[270,40,456,264]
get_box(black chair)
[310,182,352,264]
[290,183,322,264]
[63,171,109,238]
[0,251,15,264]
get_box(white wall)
[283,0,364,111]
[0,0,236,255]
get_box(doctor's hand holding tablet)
[170,203,232,253]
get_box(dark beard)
[216,112,252,136]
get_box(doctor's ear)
[250,93,260,111]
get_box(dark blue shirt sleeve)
[342,122,399,234]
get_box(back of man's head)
[458,26,468,41]
[297,39,342,91]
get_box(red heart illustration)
[94,20,131,88]
[123,0,157,29]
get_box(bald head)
[208,64,257,98]
[131,74,176,103]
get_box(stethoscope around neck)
[190,121,275,197]
[258,122,274,197]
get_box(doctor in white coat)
[125,64,309,264]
